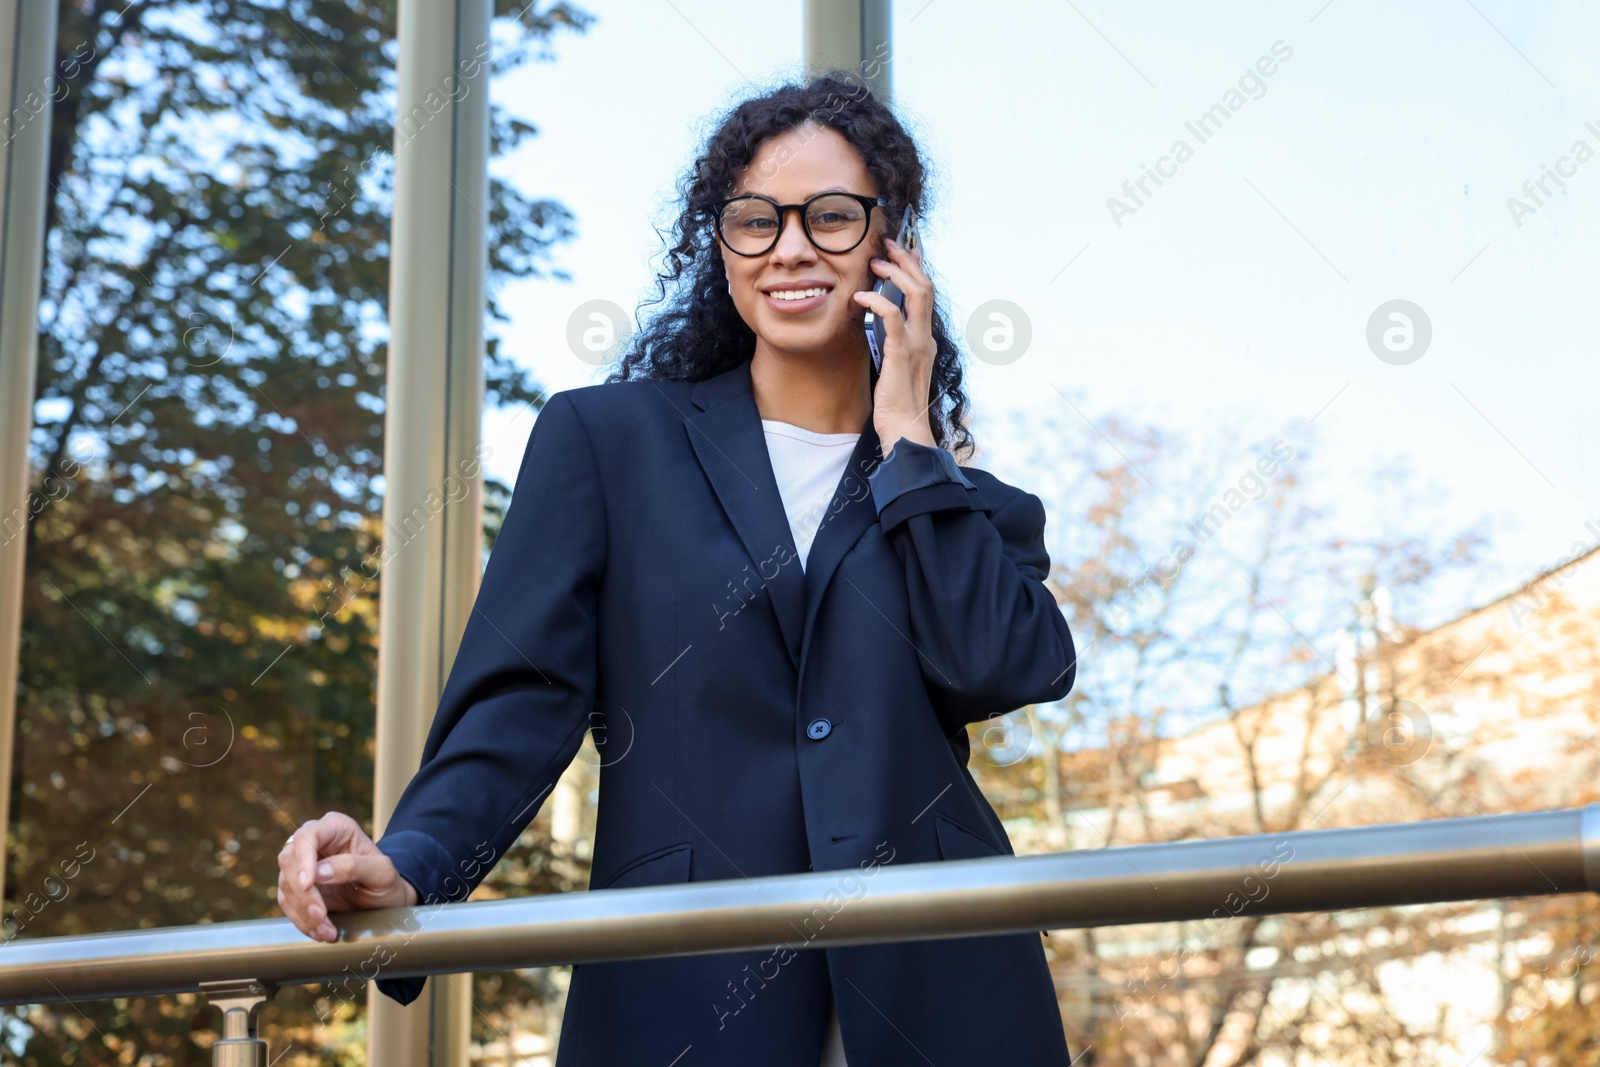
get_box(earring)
[726,279,732,294]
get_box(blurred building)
[1003,546,1600,1065]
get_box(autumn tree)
[961,400,1600,1067]
[4,2,591,1063]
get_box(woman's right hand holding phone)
[276,811,418,942]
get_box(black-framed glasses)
[711,192,887,256]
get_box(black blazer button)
[806,718,832,740]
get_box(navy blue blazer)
[373,358,1078,1064]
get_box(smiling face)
[718,122,887,362]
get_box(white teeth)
[767,287,830,301]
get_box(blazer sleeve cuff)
[375,828,460,905]
[371,828,459,1006]
[869,439,990,532]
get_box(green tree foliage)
[4,1,592,1062]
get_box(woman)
[276,73,1078,1065]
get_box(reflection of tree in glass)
[8,3,592,1062]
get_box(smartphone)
[864,204,919,373]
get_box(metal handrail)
[3,805,1597,1006]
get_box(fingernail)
[300,868,310,888]
[316,861,333,880]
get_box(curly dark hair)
[603,71,974,460]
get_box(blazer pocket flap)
[933,813,1006,862]
[594,841,693,891]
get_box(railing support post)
[200,979,279,1067]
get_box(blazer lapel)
[798,417,883,667]
[683,359,888,680]
[684,361,808,672]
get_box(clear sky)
[483,0,1600,627]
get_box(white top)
[761,419,860,572]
